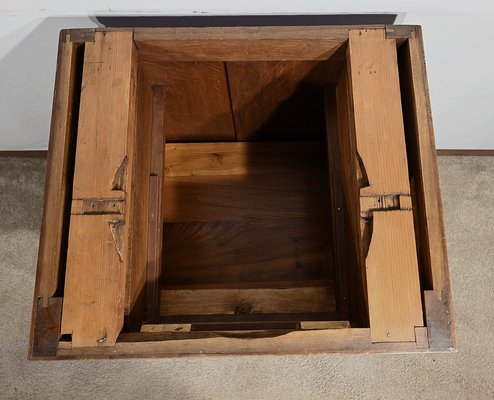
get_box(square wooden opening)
[30,26,455,359]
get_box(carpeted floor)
[0,156,493,400]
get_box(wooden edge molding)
[54,327,439,359]
[2,149,492,158]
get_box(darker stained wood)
[139,61,235,142]
[145,85,166,323]
[163,220,333,288]
[163,172,332,223]
[334,66,369,327]
[30,298,62,358]
[324,85,350,321]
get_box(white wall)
[1,1,493,150]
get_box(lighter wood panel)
[366,211,423,342]
[61,215,126,347]
[61,32,136,347]
[160,288,336,316]
[347,29,411,196]
[164,141,326,177]
[71,31,135,199]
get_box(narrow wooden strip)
[160,288,336,316]
[324,86,350,321]
[335,67,368,325]
[137,39,345,62]
[164,141,326,177]
[141,324,191,333]
[133,26,354,41]
[56,328,429,358]
[405,31,450,293]
[157,312,338,324]
[347,28,411,196]
[71,198,124,215]
[145,85,166,323]
[366,211,423,342]
[36,36,79,298]
[300,321,350,330]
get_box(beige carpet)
[0,156,493,399]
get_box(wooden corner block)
[414,326,429,349]
[424,290,456,351]
[31,298,62,358]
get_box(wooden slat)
[61,32,136,347]
[70,32,135,199]
[346,28,423,342]
[137,39,345,62]
[163,220,332,288]
[334,68,369,325]
[164,142,326,177]
[56,328,428,358]
[36,35,79,299]
[365,211,423,342]
[140,61,234,141]
[141,324,191,333]
[62,214,127,346]
[160,288,336,316]
[324,86,350,321]
[300,320,350,330]
[164,172,330,223]
[133,26,354,41]
[402,30,450,293]
[145,85,166,323]
[347,28,411,196]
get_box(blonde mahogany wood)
[61,32,137,347]
[365,211,423,341]
[160,288,336,316]
[346,28,423,342]
[347,28,411,196]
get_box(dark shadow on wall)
[96,14,397,27]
